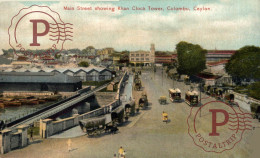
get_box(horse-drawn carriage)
[134,79,142,91]
[184,75,190,85]
[139,92,148,109]
[169,88,181,102]
[111,106,125,125]
[124,101,135,121]
[132,68,135,73]
[185,90,199,106]
[79,116,107,136]
[167,69,179,81]
[159,96,167,105]
[79,107,125,136]
[251,103,260,121]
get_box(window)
[136,54,139,57]
[131,58,134,61]
[146,58,149,61]
[146,54,149,56]
[141,54,144,57]
[99,75,105,81]
[131,54,134,56]
[136,58,139,61]
[141,58,144,61]
[86,75,93,81]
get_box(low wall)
[40,72,127,138]
[0,125,29,154]
[228,90,260,112]
[40,100,120,138]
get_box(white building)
[129,44,155,65]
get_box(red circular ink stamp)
[187,100,253,153]
[8,5,73,60]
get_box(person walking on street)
[113,154,117,158]
[30,129,33,141]
[118,146,124,158]
[162,111,168,124]
[67,139,72,152]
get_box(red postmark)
[187,100,253,153]
[8,5,73,60]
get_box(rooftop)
[207,50,236,54]
[207,60,229,66]
[0,72,81,83]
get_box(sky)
[0,0,259,53]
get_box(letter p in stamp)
[8,5,73,60]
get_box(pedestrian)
[30,129,33,141]
[118,146,124,158]
[162,111,168,124]
[110,104,113,113]
[129,96,132,101]
[67,139,72,152]
[113,153,117,158]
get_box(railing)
[5,82,109,128]
[39,72,127,138]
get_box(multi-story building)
[155,54,177,64]
[206,50,236,62]
[129,44,155,65]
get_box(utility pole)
[200,81,202,117]
[153,64,155,80]
[162,67,163,86]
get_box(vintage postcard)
[0,0,259,158]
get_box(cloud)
[0,0,259,52]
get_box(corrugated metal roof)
[0,72,81,83]
[5,66,110,74]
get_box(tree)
[248,82,260,100]
[55,53,61,59]
[176,41,206,76]
[225,46,260,83]
[78,61,89,67]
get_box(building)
[155,54,177,64]
[97,48,115,60]
[129,44,155,65]
[0,72,82,92]
[206,50,236,62]
[192,60,233,86]
[11,61,32,69]
[3,66,112,82]
[206,60,229,75]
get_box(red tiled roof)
[88,56,95,59]
[40,56,54,60]
[17,56,28,61]
[207,60,229,66]
[207,50,236,54]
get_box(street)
[3,69,260,158]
